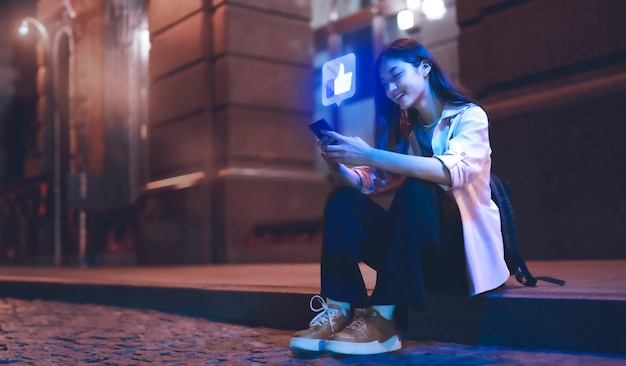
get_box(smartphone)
[308,118,337,144]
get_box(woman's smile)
[379,59,428,110]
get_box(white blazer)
[354,103,510,296]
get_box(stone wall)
[457,0,626,259]
[140,0,330,264]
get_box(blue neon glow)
[322,53,356,107]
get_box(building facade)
[457,0,626,259]
[0,0,330,265]
[1,0,623,266]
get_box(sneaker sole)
[289,337,325,353]
[324,335,401,355]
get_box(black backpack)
[490,174,565,287]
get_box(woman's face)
[378,58,429,110]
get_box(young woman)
[289,38,509,355]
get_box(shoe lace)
[346,309,367,331]
[308,295,341,333]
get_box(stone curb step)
[0,279,624,356]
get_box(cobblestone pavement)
[0,298,625,365]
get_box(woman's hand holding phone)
[322,132,372,166]
[309,119,339,169]
[309,119,337,145]
[309,119,373,167]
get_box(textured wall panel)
[213,174,329,263]
[213,55,312,113]
[212,0,310,19]
[150,62,208,126]
[457,0,626,259]
[212,5,312,65]
[149,12,205,80]
[149,0,203,34]
[212,107,315,164]
[460,0,626,94]
[149,113,209,176]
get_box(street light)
[18,23,29,36]
[18,17,49,42]
[397,9,415,31]
[63,0,76,19]
[422,0,446,20]
[18,17,62,267]
[397,0,447,32]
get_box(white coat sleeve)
[434,106,492,191]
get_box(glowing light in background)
[139,28,151,54]
[18,17,49,42]
[397,9,415,30]
[422,0,447,20]
[398,0,447,31]
[63,0,76,19]
[406,0,421,10]
[145,172,205,191]
[18,21,29,36]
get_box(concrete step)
[0,260,624,356]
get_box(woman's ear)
[420,62,431,77]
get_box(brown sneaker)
[289,295,350,353]
[324,306,401,355]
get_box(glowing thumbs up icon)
[333,63,353,96]
[322,53,356,107]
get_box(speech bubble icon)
[322,53,356,107]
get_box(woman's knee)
[395,178,438,201]
[388,179,440,218]
[325,186,362,212]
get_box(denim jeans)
[320,178,467,308]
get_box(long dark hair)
[374,38,474,154]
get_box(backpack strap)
[490,174,566,287]
[510,252,565,286]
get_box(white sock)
[327,298,350,317]
[372,305,396,320]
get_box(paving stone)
[0,298,624,365]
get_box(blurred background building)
[0,0,624,266]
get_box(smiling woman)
[290,38,510,356]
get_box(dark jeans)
[320,178,467,309]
